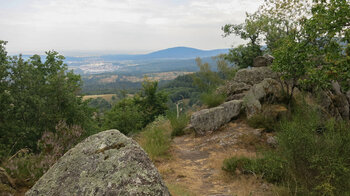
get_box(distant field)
[82,94,117,102]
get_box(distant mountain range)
[19,47,229,75]
[65,47,229,62]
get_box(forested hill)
[65,47,229,61]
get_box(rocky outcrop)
[217,82,251,101]
[319,90,350,121]
[232,67,279,87]
[218,67,280,102]
[190,100,243,135]
[253,55,274,67]
[243,78,282,119]
[26,130,170,196]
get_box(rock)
[243,78,282,119]
[347,90,350,103]
[26,130,170,196]
[318,90,349,120]
[253,55,274,67]
[266,136,278,147]
[217,81,251,101]
[233,67,279,86]
[331,81,342,95]
[190,100,243,135]
[333,94,350,120]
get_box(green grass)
[222,154,285,184]
[138,117,172,160]
[166,183,196,196]
[200,91,226,108]
[168,113,190,137]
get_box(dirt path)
[156,120,276,196]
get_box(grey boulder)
[190,100,243,135]
[26,130,170,196]
[233,67,279,86]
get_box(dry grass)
[82,94,116,102]
[166,182,197,196]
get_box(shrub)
[138,117,171,160]
[200,91,226,108]
[222,154,285,184]
[277,103,350,195]
[2,121,84,187]
[247,105,286,132]
[168,113,189,137]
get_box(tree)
[192,57,223,91]
[222,13,264,68]
[225,0,350,97]
[103,79,168,134]
[103,98,143,135]
[0,42,96,158]
[136,79,168,126]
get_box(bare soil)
[156,120,277,196]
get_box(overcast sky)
[0,0,261,55]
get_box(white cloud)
[0,0,262,55]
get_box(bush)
[1,121,84,187]
[168,113,189,137]
[138,117,171,160]
[222,154,285,183]
[277,103,350,195]
[200,91,226,108]
[246,105,286,132]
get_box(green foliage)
[0,41,96,159]
[87,97,112,113]
[192,57,223,92]
[2,121,84,187]
[225,0,350,91]
[138,117,171,160]
[103,80,168,134]
[247,105,284,132]
[222,13,264,68]
[200,90,226,108]
[276,103,350,195]
[222,154,285,184]
[247,113,277,132]
[214,54,237,79]
[225,44,262,69]
[103,98,143,135]
[136,80,168,125]
[225,99,350,194]
[168,112,189,137]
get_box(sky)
[0,0,261,55]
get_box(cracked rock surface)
[26,130,170,196]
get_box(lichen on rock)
[25,130,170,196]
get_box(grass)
[222,154,285,184]
[166,183,196,196]
[138,116,172,161]
[168,113,190,137]
[200,91,226,108]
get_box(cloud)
[0,0,261,55]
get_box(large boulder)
[253,55,274,67]
[217,81,251,101]
[233,67,279,86]
[318,90,350,121]
[243,78,282,119]
[26,130,170,196]
[190,100,243,135]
